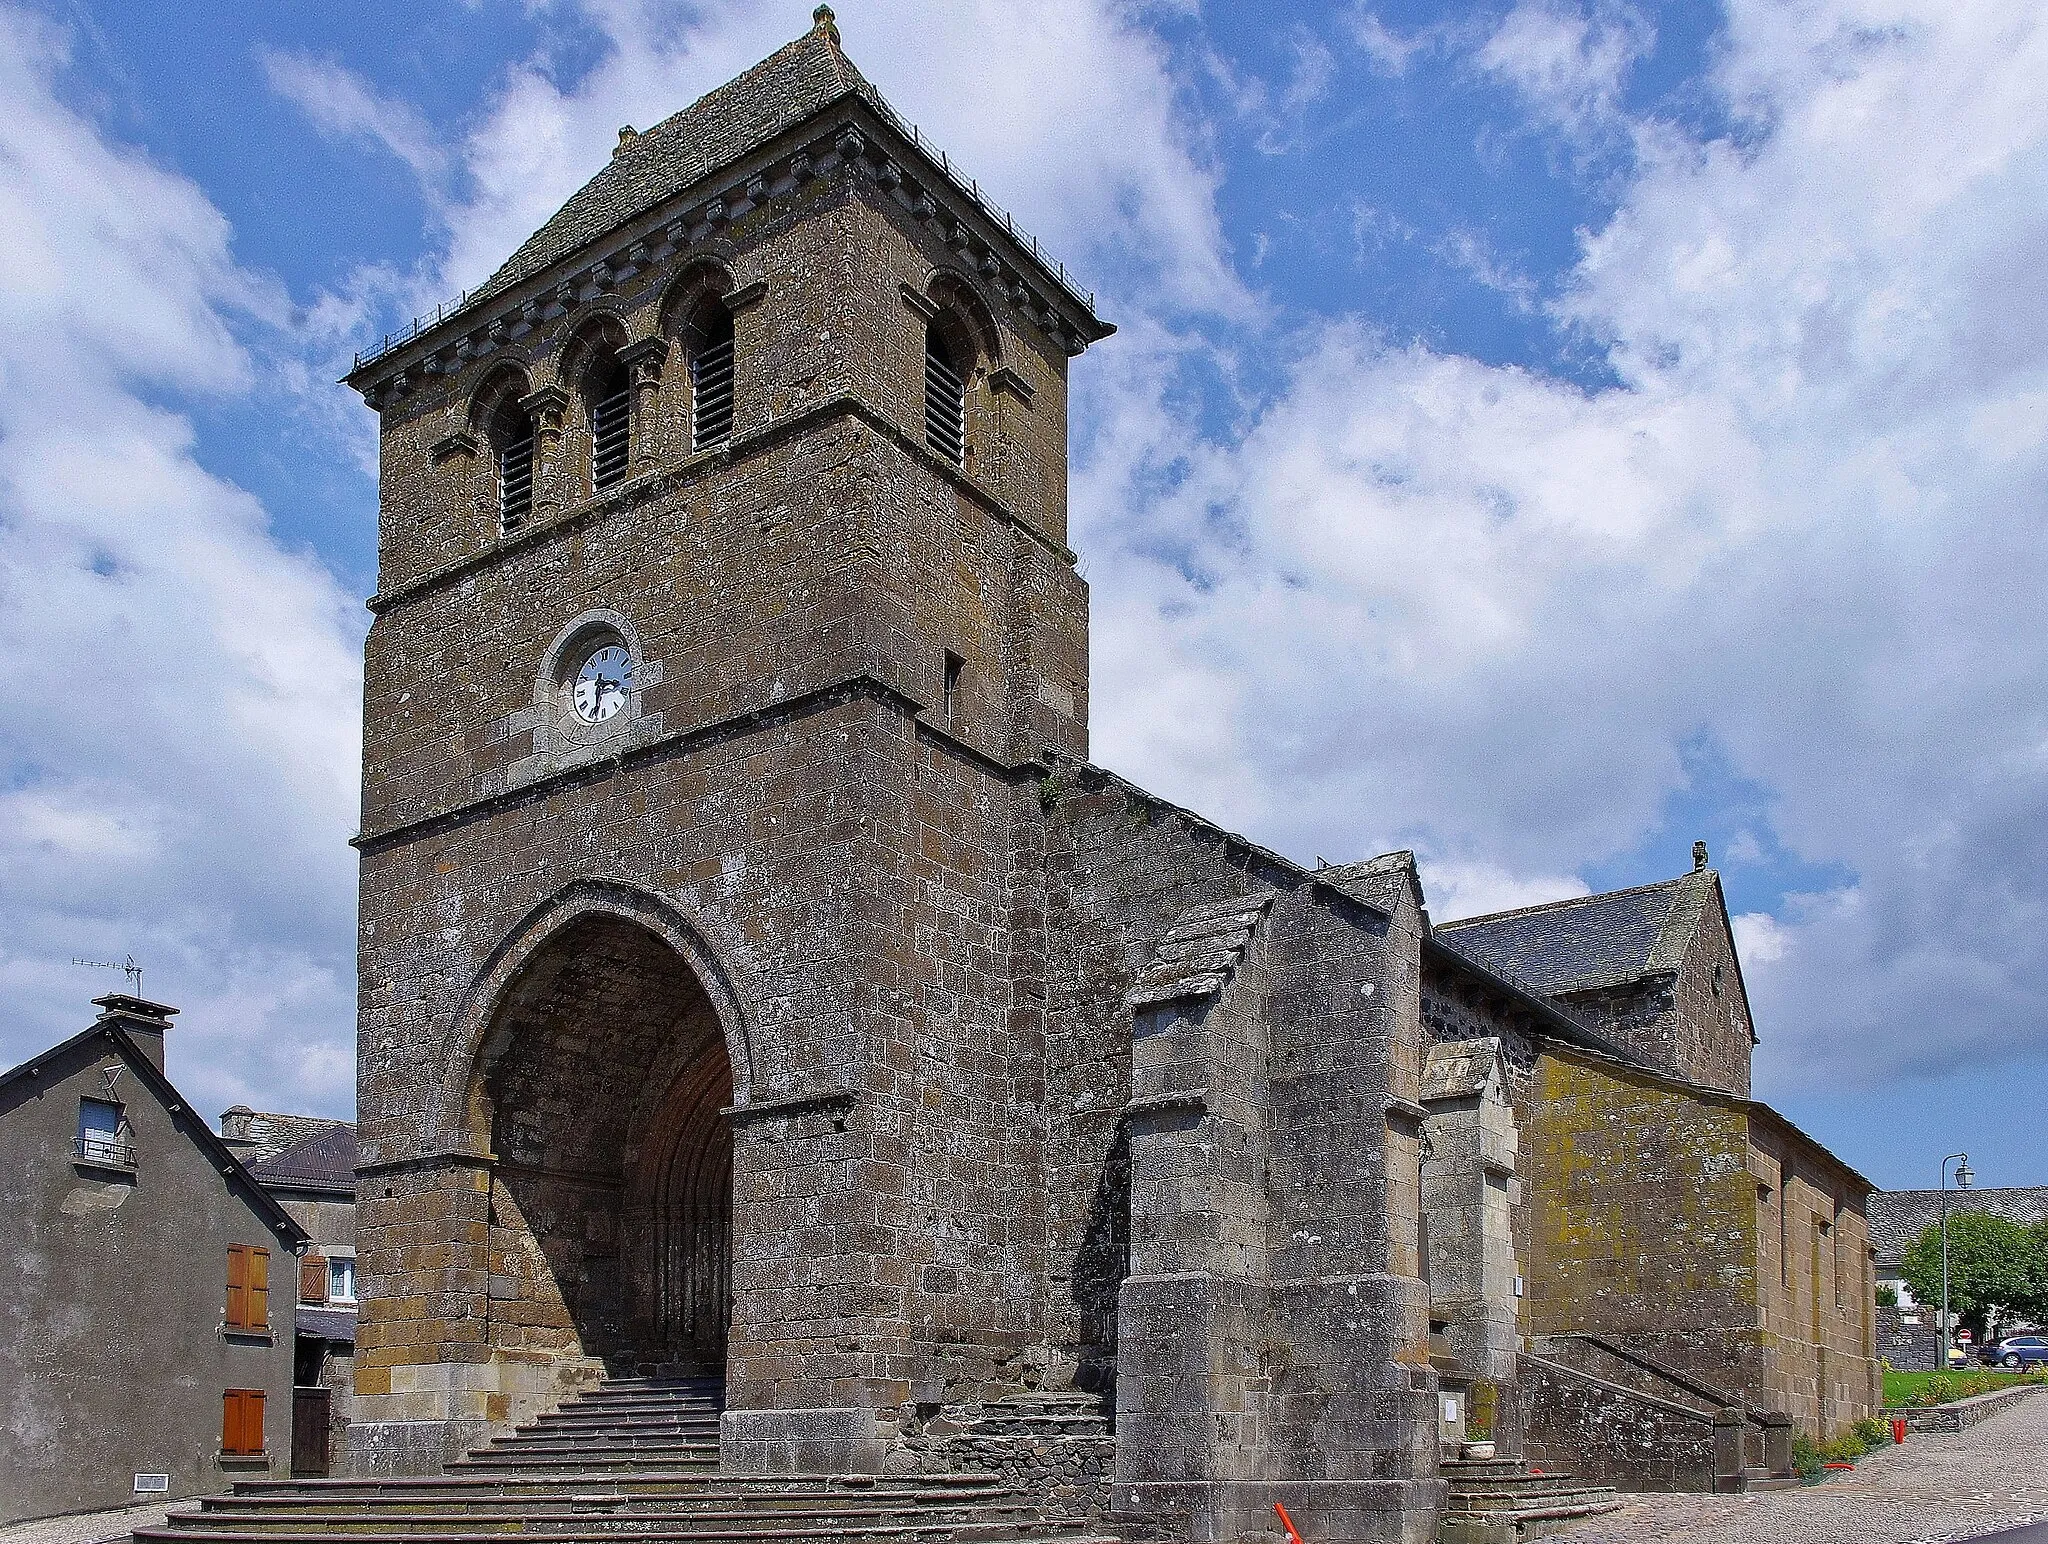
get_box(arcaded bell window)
[495,400,536,530]
[690,309,735,449]
[924,325,965,464]
[589,353,631,491]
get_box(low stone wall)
[1884,1383,2044,1433]
[1513,1354,1722,1492]
[1877,1305,1942,1372]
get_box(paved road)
[1549,1388,2048,1544]
[0,1504,170,1544]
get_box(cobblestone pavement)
[1550,1389,2048,1544]
[0,1504,170,1544]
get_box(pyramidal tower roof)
[350,6,1109,385]
[477,11,877,305]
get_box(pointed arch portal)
[478,911,735,1373]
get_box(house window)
[924,326,965,464]
[221,1389,265,1456]
[690,310,735,449]
[75,1097,133,1168]
[328,1257,357,1304]
[225,1244,271,1333]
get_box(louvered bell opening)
[499,418,535,530]
[591,377,631,490]
[925,332,965,465]
[691,316,735,450]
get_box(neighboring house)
[0,996,306,1524]
[228,1113,359,1477]
[1868,1186,2048,1309]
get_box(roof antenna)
[74,954,144,996]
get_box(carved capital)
[619,336,669,382]
[988,366,1034,404]
[898,283,941,322]
[518,384,570,432]
[724,280,769,313]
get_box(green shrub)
[1852,1416,1890,1448]
[1919,1375,1957,1406]
[1876,1284,1899,1308]
[1790,1433,1823,1478]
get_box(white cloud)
[258,47,449,191]
[0,8,363,1118]
[1080,0,2048,1100]
[1425,862,1592,923]
[1476,0,1654,140]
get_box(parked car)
[1984,1335,2048,1369]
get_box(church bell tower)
[344,8,1113,1475]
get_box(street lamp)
[1940,1153,1974,1368]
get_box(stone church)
[338,13,1876,1541]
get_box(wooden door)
[291,1387,331,1477]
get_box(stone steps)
[133,1380,1112,1544]
[1439,1459,1621,1544]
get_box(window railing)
[73,1134,136,1168]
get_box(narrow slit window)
[498,410,535,531]
[589,357,631,490]
[944,651,964,727]
[691,311,736,449]
[925,328,965,464]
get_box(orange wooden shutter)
[299,1253,328,1304]
[249,1248,270,1330]
[223,1389,265,1454]
[225,1246,249,1330]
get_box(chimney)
[92,993,178,1075]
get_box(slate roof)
[295,1306,358,1344]
[1435,871,1717,997]
[1128,893,1274,1008]
[227,1109,354,1166]
[475,21,876,307]
[1868,1187,2048,1269]
[249,1121,357,1195]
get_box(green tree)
[1901,1213,2048,1343]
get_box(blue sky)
[2,0,2045,1191]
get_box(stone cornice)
[364,393,1074,617]
[347,98,1110,406]
[352,670,1053,858]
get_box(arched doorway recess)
[478,912,735,1374]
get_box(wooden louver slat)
[691,333,735,449]
[591,381,631,490]
[499,417,536,530]
[924,333,964,465]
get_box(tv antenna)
[74,955,145,996]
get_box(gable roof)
[226,1109,353,1166]
[1435,870,1718,997]
[249,1121,357,1195]
[477,21,875,307]
[1867,1186,2048,1268]
[0,1019,309,1250]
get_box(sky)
[0,0,2044,1190]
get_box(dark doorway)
[480,914,736,1375]
[290,1387,330,1477]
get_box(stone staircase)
[1438,1458,1622,1544]
[133,1378,1116,1544]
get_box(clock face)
[572,644,631,724]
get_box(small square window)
[75,1098,132,1168]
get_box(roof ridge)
[1438,870,1705,931]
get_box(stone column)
[620,337,669,467]
[519,385,570,521]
